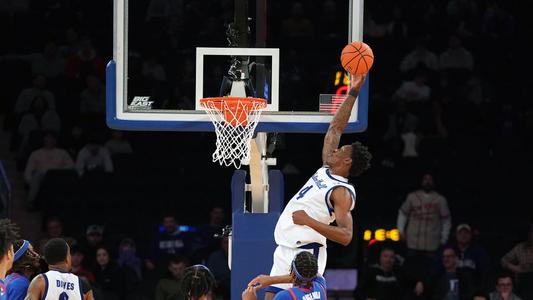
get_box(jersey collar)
[325,167,349,183]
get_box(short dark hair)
[380,246,396,255]
[349,141,372,177]
[0,219,19,259]
[169,255,190,266]
[181,264,216,300]
[69,245,84,256]
[162,212,177,220]
[292,251,318,287]
[472,290,489,299]
[43,238,69,265]
[495,271,514,283]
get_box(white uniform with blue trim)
[41,270,83,300]
[268,166,356,292]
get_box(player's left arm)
[24,275,44,300]
[322,75,366,165]
[81,277,95,300]
[293,187,353,246]
[248,274,294,288]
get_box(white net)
[201,97,267,169]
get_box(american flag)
[319,94,348,114]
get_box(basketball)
[340,41,374,75]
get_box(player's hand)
[350,74,366,91]
[242,286,258,300]
[248,275,271,289]
[292,210,311,226]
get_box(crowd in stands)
[1,0,532,299]
[25,207,229,300]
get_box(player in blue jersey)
[5,240,41,300]
[266,75,371,298]
[0,219,19,300]
[244,252,326,300]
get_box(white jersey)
[274,166,356,248]
[42,270,83,300]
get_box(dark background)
[1,0,533,298]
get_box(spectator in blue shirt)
[146,214,192,272]
[433,223,491,289]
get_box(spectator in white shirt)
[0,42,65,79]
[76,137,114,175]
[80,75,105,114]
[400,37,439,73]
[17,96,61,145]
[439,35,474,71]
[24,132,74,208]
[14,74,56,114]
[105,130,133,155]
[394,71,431,103]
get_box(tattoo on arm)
[322,89,360,164]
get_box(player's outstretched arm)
[322,75,366,164]
[293,187,353,246]
[24,275,44,300]
[248,274,294,289]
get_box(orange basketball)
[340,41,374,75]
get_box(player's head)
[181,264,216,300]
[43,238,71,268]
[349,141,372,176]
[290,251,318,288]
[0,219,19,270]
[326,141,371,177]
[11,240,41,275]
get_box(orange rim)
[199,97,267,111]
[200,97,267,126]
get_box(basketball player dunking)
[25,238,94,300]
[264,74,372,298]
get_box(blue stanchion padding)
[231,170,285,300]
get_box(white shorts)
[265,243,327,293]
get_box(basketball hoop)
[200,97,267,168]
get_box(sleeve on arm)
[397,211,408,238]
[439,198,451,244]
[439,197,451,219]
[314,275,327,290]
[399,196,412,215]
[81,277,93,294]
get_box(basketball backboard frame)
[106,0,368,133]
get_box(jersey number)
[297,185,313,199]
[59,292,69,300]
